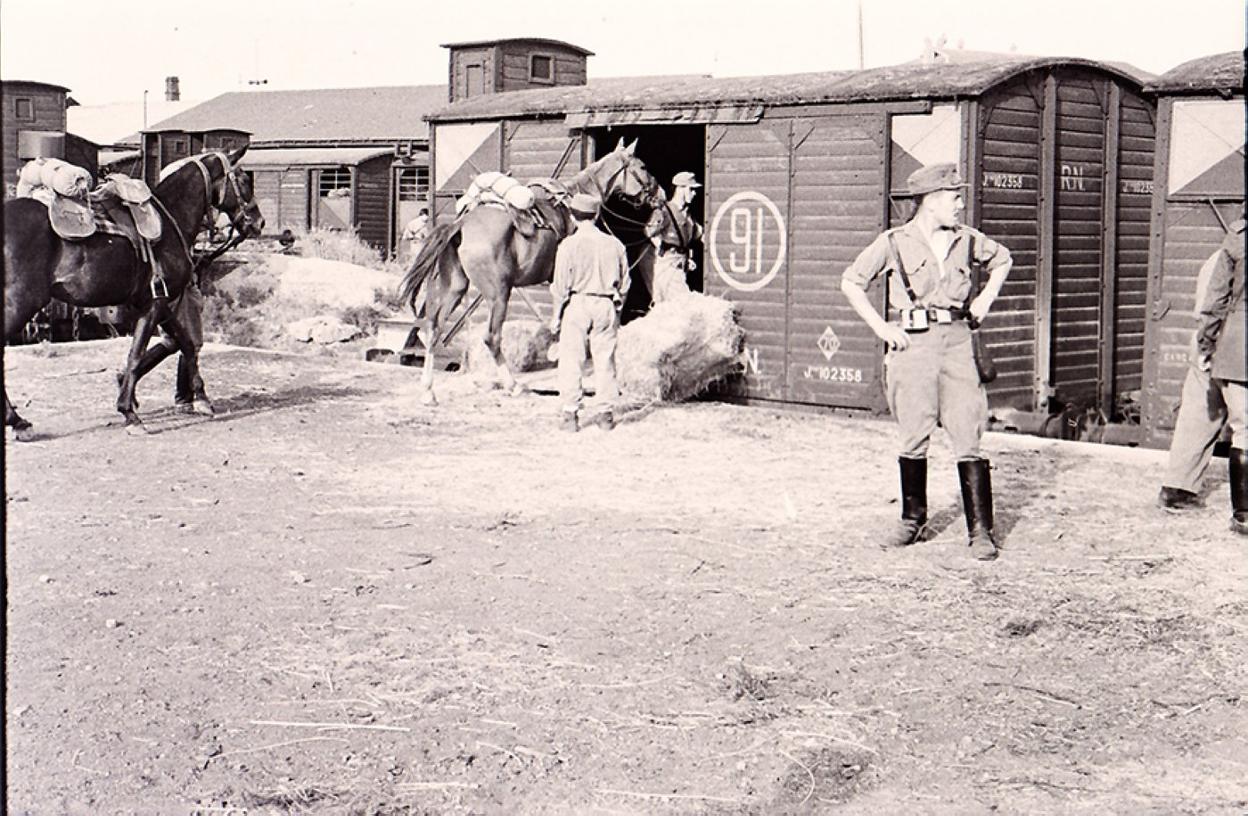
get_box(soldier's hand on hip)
[969,294,991,323]
[878,324,911,351]
[1197,353,1213,372]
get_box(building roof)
[142,84,448,143]
[1,79,71,93]
[239,146,394,168]
[428,57,1151,122]
[1145,51,1244,94]
[69,99,202,147]
[440,37,594,56]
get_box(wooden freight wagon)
[240,147,395,250]
[1138,52,1245,449]
[427,55,1157,418]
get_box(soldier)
[840,162,1013,561]
[644,171,703,304]
[401,208,431,261]
[549,193,630,432]
[1157,234,1240,511]
[1192,220,1247,534]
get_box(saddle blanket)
[456,171,536,215]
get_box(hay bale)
[616,293,744,403]
[466,319,556,373]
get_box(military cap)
[569,192,601,216]
[672,171,702,188]
[906,162,968,197]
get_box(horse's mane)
[156,152,227,194]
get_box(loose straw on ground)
[249,719,411,732]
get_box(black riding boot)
[1230,448,1248,536]
[883,457,927,548]
[958,458,998,561]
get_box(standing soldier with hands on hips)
[550,193,630,433]
[840,162,1012,560]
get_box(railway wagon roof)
[428,57,1152,122]
[1144,51,1244,95]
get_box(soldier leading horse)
[4,147,264,439]
[397,139,659,405]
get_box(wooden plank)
[1035,73,1058,409]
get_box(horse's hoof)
[420,390,438,407]
[13,425,37,442]
[191,399,216,417]
[124,420,152,436]
[509,382,529,397]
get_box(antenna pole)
[857,1,865,69]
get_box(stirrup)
[150,275,170,299]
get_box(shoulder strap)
[884,229,920,307]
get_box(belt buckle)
[934,309,952,325]
[901,308,929,333]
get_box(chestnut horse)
[398,139,659,404]
[4,147,264,439]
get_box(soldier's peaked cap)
[672,171,701,188]
[906,162,967,197]
[569,192,601,216]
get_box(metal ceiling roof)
[238,146,394,168]
[142,85,448,142]
[440,37,594,56]
[428,57,1153,122]
[1144,51,1244,94]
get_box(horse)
[397,139,660,405]
[4,147,264,440]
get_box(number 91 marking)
[710,191,787,292]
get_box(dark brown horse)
[398,139,659,404]
[4,147,264,439]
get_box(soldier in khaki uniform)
[1192,220,1247,534]
[550,193,630,432]
[841,163,1013,560]
[644,171,703,303]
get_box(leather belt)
[900,307,970,332]
[571,291,615,299]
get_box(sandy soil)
[5,338,1247,815]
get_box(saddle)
[45,174,163,248]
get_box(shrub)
[292,227,384,269]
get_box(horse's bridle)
[189,152,254,232]
[585,153,660,212]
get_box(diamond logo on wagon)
[817,326,841,361]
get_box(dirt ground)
[5,338,1247,815]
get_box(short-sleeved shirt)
[645,204,703,253]
[550,223,630,303]
[842,220,1011,310]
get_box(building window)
[530,54,554,83]
[318,167,352,198]
[14,97,34,122]
[169,137,189,157]
[397,166,429,202]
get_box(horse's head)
[210,146,265,239]
[589,138,661,209]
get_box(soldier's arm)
[616,241,631,302]
[549,244,574,328]
[1195,249,1235,358]
[969,233,1013,320]
[645,207,665,247]
[840,234,909,350]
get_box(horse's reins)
[150,153,248,289]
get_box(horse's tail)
[398,220,463,317]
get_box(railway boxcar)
[427,53,1157,419]
[1138,52,1245,449]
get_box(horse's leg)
[157,299,213,416]
[483,285,524,396]
[4,262,52,440]
[420,253,470,406]
[116,300,165,433]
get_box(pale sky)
[1,0,1243,105]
